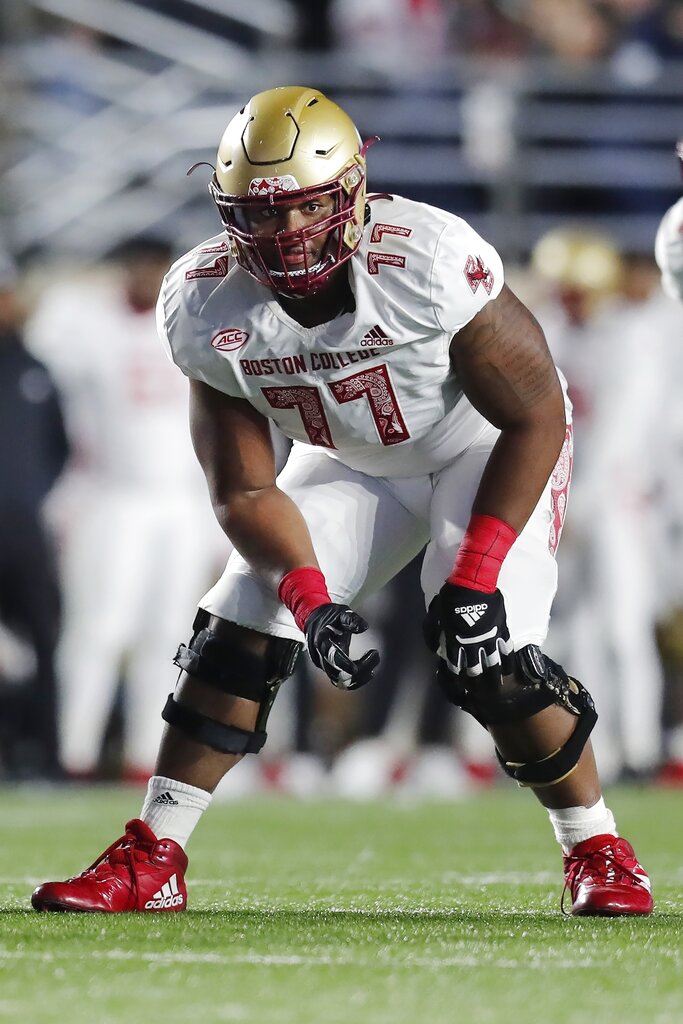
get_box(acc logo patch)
[248,175,300,196]
[211,328,249,351]
[464,255,494,295]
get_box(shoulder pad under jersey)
[156,235,245,397]
[359,195,504,333]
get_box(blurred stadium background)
[2,0,683,257]
[1,0,683,795]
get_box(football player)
[32,87,652,917]
[654,139,683,781]
[25,239,226,781]
[532,230,665,780]
[655,139,683,302]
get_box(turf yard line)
[0,948,631,969]
[5,870,681,888]
[443,872,557,884]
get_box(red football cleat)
[562,834,653,917]
[31,819,188,913]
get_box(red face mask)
[209,172,366,297]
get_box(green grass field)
[0,784,681,1024]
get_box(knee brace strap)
[161,694,266,755]
[495,698,597,787]
[173,628,268,702]
[494,647,598,786]
[437,644,598,786]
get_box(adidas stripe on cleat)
[145,873,185,910]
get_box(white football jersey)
[158,195,504,477]
[655,196,683,302]
[26,279,204,489]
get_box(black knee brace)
[162,610,302,755]
[437,644,597,787]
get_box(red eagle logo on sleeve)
[464,255,494,295]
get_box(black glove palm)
[424,582,514,678]
[304,603,380,690]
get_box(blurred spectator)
[293,0,335,50]
[524,0,617,63]
[446,0,530,59]
[0,245,69,779]
[331,0,448,68]
[25,237,227,782]
[605,0,683,60]
[518,0,683,67]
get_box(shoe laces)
[79,825,153,909]
[561,837,645,916]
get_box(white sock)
[547,797,617,854]
[141,776,212,849]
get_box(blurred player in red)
[32,87,652,917]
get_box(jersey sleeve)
[655,197,683,302]
[156,247,244,399]
[430,218,505,334]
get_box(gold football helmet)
[531,227,623,296]
[208,86,373,297]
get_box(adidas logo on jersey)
[360,325,393,347]
[455,603,488,627]
[144,873,185,910]
[152,791,179,806]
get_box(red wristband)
[448,513,518,593]
[278,567,331,632]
